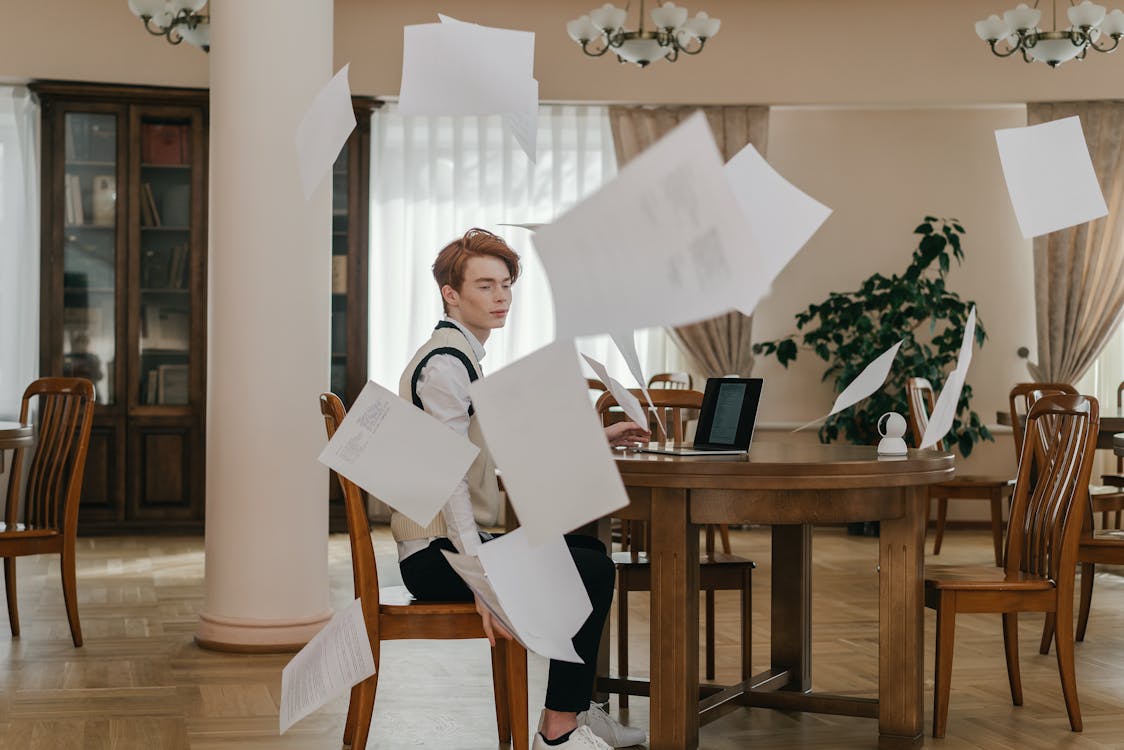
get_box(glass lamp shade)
[614,37,672,65]
[1026,35,1087,64]
[651,2,689,30]
[976,14,1013,41]
[178,21,210,49]
[695,12,721,38]
[1004,3,1042,31]
[169,0,206,13]
[1100,7,1124,35]
[1068,0,1107,28]
[567,15,601,43]
[590,3,627,32]
[128,0,169,19]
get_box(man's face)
[443,255,512,334]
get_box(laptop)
[638,377,763,456]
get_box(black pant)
[400,533,615,713]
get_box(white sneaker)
[531,724,612,750]
[577,701,647,748]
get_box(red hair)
[432,228,521,312]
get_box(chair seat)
[1089,484,1124,495]
[1082,530,1124,546]
[1102,474,1124,488]
[378,599,478,616]
[925,565,1055,591]
[611,550,754,567]
[0,522,59,538]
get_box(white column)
[197,0,333,650]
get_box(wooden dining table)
[998,409,1124,450]
[0,420,33,474]
[607,442,953,750]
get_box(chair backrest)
[648,372,692,390]
[1008,382,1078,458]
[586,378,607,393]
[319,393,380,599]
[1118,380,1123,473]
[1004,394,1099,584]
[595,388,703,442]
[4,378,95,534]
[903,377,936,449]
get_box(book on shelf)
[89,120,115,162]
[168,244,189,289]
[157,364,189,405]
[331,256,347,294]
[141,123,188,165]
[141,183,162,227]
[161,184,191,227]
[141,305,190,350]
[69,174,85,225]
[92,175,115,226]
[146,368,159,405]
[64,174,75,224]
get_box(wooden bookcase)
[34,81,209,533]
[328,98,378,533]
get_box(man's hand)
[475,595,514,646]
[604,421,651,448]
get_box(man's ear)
[441,284,459,309]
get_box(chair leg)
[705,589,716,681]
[342,683,360,747]
[1053,603,1083,732]
[1077,562,1095,643]
[719,524,732,555]
[1002,612,1023,705]
[617,580,629,709]
[989,492,1004,567]
[741,568,752,682]
[505,643,529,750]
[3,557,18,638]
[1040,612,1055,656]
[60,542,82,647]
[348,674,377,750]
[924,495,932,539]
[932,592,956,738]
[491,641,512,743]
[933,498,949,555]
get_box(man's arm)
[414,355,483,557]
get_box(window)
[368,103,683,390]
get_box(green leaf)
[777,339,798,367]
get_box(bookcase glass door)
[330,142,350,399]
[137,115,193,406]
[63,112,118,406]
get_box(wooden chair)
[319,393,529,750]
[586,378,608,394]
[904,377,1012,565]
[647,371,692,390]
[1,378,95,648]
[594,388,754,697]
[925,394,1099,737]
[1093,380,1124,529]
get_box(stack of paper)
[399,15,539,161]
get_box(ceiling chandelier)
[127,0,210,52]
[566,1,721,67]
[975,0,1124,67]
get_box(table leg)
[878,487,925,748]
[771,523,812,691]
[648,486,699,750]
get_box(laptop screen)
[693,378,763,450]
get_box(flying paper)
[795,340,903,432]
[920,306,977,450]
[724,142,832,286]
[318,380,480,527]
[582,353,649,431]
[295,64,357,200]
[995,116,1107,239]
[533,112,766,340]
[280,598,375,733]
[609,330,666,439]
[469,340,631,544]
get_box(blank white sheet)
[317,380,479,528]
[995,116,1107,239]
[533,112,766,340]
[608,331,665,439]
[724,142,832,289]
[920,306,977,450]
[280,598,375,734]
[582,353,648,430]
[469,340,630,544]
[795,340,903,432]
[295,64,357,200]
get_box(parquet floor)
[2,527,1123,749]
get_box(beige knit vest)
[388,322,501,543]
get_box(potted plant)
[754,216,992,456]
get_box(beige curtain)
[608,105,769,379]
[1027,101,1124,384]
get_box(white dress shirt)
[397,317,487,561]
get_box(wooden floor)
[2,526,1124,749]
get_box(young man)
[393,228,650,749]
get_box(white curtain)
[368,103,684,390]
[0,86,39,418]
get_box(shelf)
[141,163,190,170]
[141,226,190,232]
[331,352,347,359]
[66,224,115,230]
[64,287,114,293]
[139,347,189,356]
[140,287,189,294]
[66,160,115,168]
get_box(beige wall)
[6,1,1124,103]
[754,105,1033,518]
